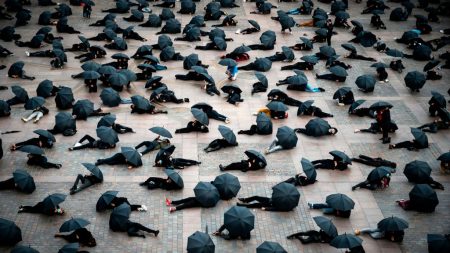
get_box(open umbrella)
[404,160,431,183]
[231,44,252,54]
[55,87,74,109]
[187,231,215,253]
[428,234,450,253]
[333,87,352,99]
[191,108,209,125]
[120,69,137,82]
[330,233,362,249]
[257,241,287,253]
[245,150,267,167]
[24,96,45,110]
[404,71,426,90]
[221,84,242,94]
[315,28,327,37]
[301,158,317,181]
[329,150,352,164]
[109,203,131,231]
[313,216,338,238]
[367,167,391,182]
[13,169,35,194]
[100,88,121,107]
[11,246,39,253]
[18,145,44,155]
[97,114,116,128]
[54,112,76,133]
[255,72,268,87]
[355,75,376,92]
[349,100,366,112]
[96,190,119,211]
[266,101,288,112]
[411,128,428,147]
[371,62,388,69]
[213,37,227,50]
[305,118,331,137]
[98,65,116,75]
[326,193,355,211]
[0,218,22,246]
[58,243,79,253]
[430,91,446,108]
[96,126,119,145]
[72,99,94,119]
[36,80,54,98]
[341,43,356,52]
[320,46,336,57]
[370,101,393,110]
[253,58,272,72]
[108,73,128,89]
[218,125,236,145]
[300,37,313,49]
[377,216,409,232]
[213,173,240,200]
[82,71,101,80]
[183,54,200,70]
[297,100,314,115]
[149,127,172,138]
[33,129,55,142]
[165,168,184,188]
[276,126,297,149]
[59,218,90,232]
[194,182,220,207]
[409,184,439,212]
[438,152,450,163]
[330,66,348,77]
[423,60,440,72]
[301,55,318,64]
[121,147,142,167]
[358,31,377,47]
[82,163,103,181]
[256,112,272,133]
[224,206,255,236]
[219,58,237,67]
[281,46,294,61]
[248,19,260,30]
[131,95,152,111]
[42,193,67,214]
[386,49,404,58]
[11,86,28,102]
[271,182,300,211]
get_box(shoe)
[307,202,313,209]
[141,205,148,211]
[154,230,159,237]
[184,98,190,102]
[25,51,30,56]
[165,198,171,206]
[264,148,269,154]
[235,29,241,34]
[74,142,82,148]
[169,207,176,213]
[68,147,74,151]
[287,235,295,239]
[225,118,231,124]
[382,137,391,144]
[56,164,62,169]
[238,197,247,203]
[137,207,145,212]
[21,118,28,122]
[219,164,224,171]
[33,119,39,123]
[139,182,147,186]
[354,129,360,133]
[197,161,201,165]
[351,186,357,191]
[388,144,394,149]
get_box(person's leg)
[71,174,85,190]
[96,153,126,165]
[221,161,247,171]
[266,144,283,154]
[145,177,167,189]
[352,180,370,190]
[238,125,258,135]
[70,179,94,194]
[127,222,158,236]
[359,228,383,239]
[175,126,194,133]
[309,203,329,209]
[172,158,200,166]
[208,110,227,122]
[238,63,256,71]
[41,160,61,169]
[173,197,200,210]
[0,178,16,190]
[316,74,335,81]
[314,110,333,118]
[390,141,413,149]
[240,196,271,204]
[204,139,221,152]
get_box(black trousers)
[352,155,397,168]
[113,124,133,134]
[172,197,201,210]
[281,62,313,70]
[347,54,376,62]
[204,139,232,152]
[266,54,286,62]
[0,178,15,190]
[238,63,258,71]
[127,222,157,237]
[142,177,166,189]
[135,141,157,155]
[252,83,267,94]
[352,180,376,190]
[248,44,273,50]
[311,159,334,169]
[19,202,45,214]
[207,110,227,121]
[238,196,271,208]
[73,135,96,150]
[97,153,127,165]
[288,230,321,244]
[172,158,199,167]
[392,141,421,150]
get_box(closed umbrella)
[305,118,331,137]
[266,101,288,112]
[404,160,431,183]
[367,167,391,182]
[25,96,45,110]
[349,100,366,112]
[72,99,94,119]
[165,168,184,188]
[245,150,267,167]
[257,241,287,253]
[330,66,348,77]
[430,91,446,108]
[11,246,39,253]
[377,216,409,232]
[329,150,352,164]
[97,114,116,128]
[325,193,355,211]
[0,218,22,246]
[149,127,172,138]
[410,128,428,147]
[224,206,255,236]
[96,126,119,145]
[187,231,215,253]
[191,108,209,125]
[276,126,297,149]
[100,88,121,107]
[213,173,240,200]
[82,163,103,181]
[355,75,376,92]
[404,71,426,90]
[58,243,79,253]
[194,182,220,207]
[271,182,300,211]
[218,125,236,145]
[301,158,317,181]
[428,234,450,253]
[121,147,142,167]
[42,193,67,214]
[54,112,76,133]
[18,145,44,155]
[313,216,338,238]
[256,112,272,133]
[409,184,439,211]
[330,233,363,249]
[36,79,54,98]
[59,218,90,232]
[13,169,35,194]
[109,203,131,231]
[96,190,119,211]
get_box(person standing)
[326,19,334,46]
[377,107,391,144]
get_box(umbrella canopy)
[255,72,268,87]
[256,241,287,253]
[313,216,338,238]
[54,112,76,132]
[231,44,251,54]
[371,62,388,68]
[213,173,241,200]
[256,112,272,133]
[349,100,366,112]
[315,28,327,37]
[24,96,45,110]
[108,73,128,88]
[297,100,314,115]
[410,128,428,147]
[301,158,317,181]
[100,88,121,107]
[218,125,236,145]
[213,37,227,51]
[131,95,153,111]
[149,126,172,138]
[224,206,255,236]
[187,231,215,253]
[33,129,55,142]
[281,46,294,61]
[326,193,355,211]
[330,233,363,249]
[82,71,101,80]
[276,126,297,149]
[341,43,356,52]
[120,69,137,82]
[109,203,131,231]
[96,126,119,145]
[330,66,348,77]
[13,169,36,194]
[184,54,200,70]
[219,58,237,67]
[355,75,376,92]
[42,193,67,214]
[409,184,439,211]
[112,37,127,50]
[404,160,431,183]
[428,234,450,253]
[438,152,450,163]
[82,163,103,181]
[58,243,79,253]
[55,87,74,109]
[266,101,288,112]
[424,60,440,72]
[245,150,267,167]
[260,33,276,48]
[165,168,184,188]
[96,190,119,211]
[370,101,393,110]
[367,167,391,182]
[18,145,44,155]
[358,31,377,47]
[72,99,94,119]
[98,65,116,75]
[271,182,300,211]
[97,114,116,128]
[377,216,409,232]
[404,71,426,90]
[0,218,22,246]
[59,218,90,232]
[191,108,209,125]
[253,58,272,72]
[329,150,352,164]
[194,182,220,207]
[221,84,242,94]
[320,46,336,57]
[11,246,39,253]
[248,19,260,30]
[301,55,319,64]
[36,79,54,98]
[121,147,142,167]
[145,76,164,89]
[305,118,331,137]
[386,48,404,58]
[333,87,352,99]
[430,91,446,108]
[11,86,28,102]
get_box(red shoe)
[165,198,171,206]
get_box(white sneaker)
[354,129,360,133]
[440,30,444,34]
[252,112,257,116]
[337,102,345,106]
[235,29,241,34]
[225,118,231,124]
[384,79,389,83]
[140,205,148,211]
[74,142,82,147]
[21,118,28,122]
[25,51,30,56]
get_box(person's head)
[328,127,338,135]
[55,208,65,215]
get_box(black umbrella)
[286,74,307,86]
[404,71,426,90]
[320,46,336,57]
[428,234,450,253]
[55,87,74,109]
[260,34,275,48]
[256,112,272,133]
[113,37,127,50]
[59,218,90,232]
[276,126,297,149]
[191,108,209,125]
[218,125,236,145]
[371,62,388,68]
[149,127,172,138]
[271,182,300,211]
[413,44,432,60]
[409,184,439,211]
[333,87,352,99]
[411,128,428,147]
[326,193,354,211]
[367,167,391,182]
[109,203,131,231]
[42,193,67,214]
[54,112,76,132]
[36,79,54,98]
[155,145,176,163]
[221,84,242,94]
[377,216,409,232]
[349,100,366,113]
[98,65,116,75]
[11,86,28,102]
[24,96,45,110]
[424,60,440,72]
[245,150,267,167]
[107,73,128,88]
[194,182,220,207]
[301,158,317,181]
[266,101,288,112]
[315,28,327,37]
[430,91,446,108]
[19,145,44,155]
[131,95,152,111]
[297,100,314,115]
[358,31,377,47]
[73,99,94,119]
[355,75,376,92]
[351,20,363,29]
[281,46,294,61]
[183,54,200,70]
[404,160,431,183]
[329,150,352,164]
[96,126,119,145]
[438,152,450,163]
[256,241,286,253]
[305,118,331,137]
[213,37,227,51]
[120,69,137,82]
[219,58,237,67]
[187,231,215,253]
[121,147,142,167]
[213,173,241,200]
[100,88,121,107]
[13,169,35,194]
[82,163,103,181]
[369,101,393,110]
[0,218,22,246]
[82,71,101,80]
[313,216,338,238]
[33,129,55,142]
[165,168,184,188]
[386,48,404,58]
[10,61,25,74]
[137,64,156,72]
[224,206,255,236]
[10,246,39,253]
[330,233,363,249]
[301,55,318,64]
[192,66,208,75]
[145,76,164,89]
[96,190,119,211]
[58,243,79,253]
[330,66,348,77]
[300,37,313,49]
[248,19,260,30]
[97,114,116,128]
[341,43,356,52]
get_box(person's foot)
[307,202,313,209]
[139,182,147,186]
[395,199,404,203]
[219,164,224,171]
[287,235,295,239]
[184,98,189,102]
[235,29,241,34]
[33,119,39,123]
[25,51,30,56]
[264,148,269,154]
[21,117,28,122]
[238,197,247,203]
[169,207,176,213]
[196,161,201,165]
[318,87,325,92]
[138,205,147,212]
[56,164,62,169]
[165,198,172,206]
[382,137,390,144]
[351,186,357,191]
[68,147,74,151]
[74,142,82,148]
[225,118,231,124]
[154,230,159,237]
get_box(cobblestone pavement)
[0,0,449,252]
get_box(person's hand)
[261,207,266,211]
[212,231,220,236]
